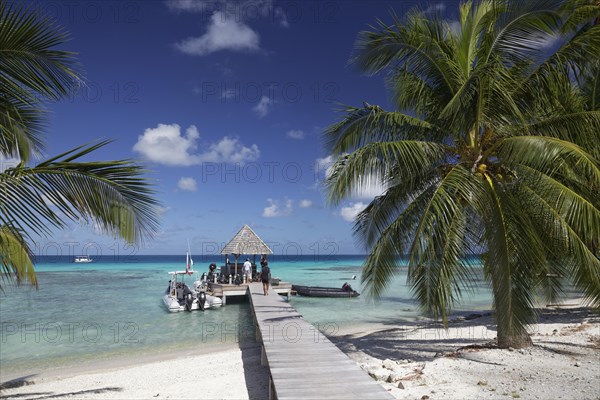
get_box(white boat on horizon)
[162,251,222,312]
[74,255,93,263]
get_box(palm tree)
[0,1,160,289]
[325,0,600,348]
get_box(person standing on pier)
[261,261,271,296]
[243,258,252,283]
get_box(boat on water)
[74,255,93,263]
[292,283,360,298]
[162,251,223,312]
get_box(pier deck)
[248,282,393,400]
[209,282,292,305]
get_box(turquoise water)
[0,255,492,374]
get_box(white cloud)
[175,11,260,56]
[262,198,293,218]
[178,177,198,191]
[0,156,20,172]
[340,202,366,222]
[156,205,172,215]
[199,136,260,164]
[133,123,260,166]
[313,154,386,200]
[315,154,336,177]
[253,95,273,118]
[166,0,212,12]
[286,129,304,140]
[167,0,288,25]
[425,3,445,13]
[274,6,289,28]
[352,177,387,200]
[133,124,201,166]
[299,199,312,208]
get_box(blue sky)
[17,0,458,258]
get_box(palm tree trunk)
[491,276,533,348]
[496,325,533,348]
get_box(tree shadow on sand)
[0,375,38,390]
[330,306,599,363]
[0,387,123,400]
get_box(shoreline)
[1,340,243,386]
[2,302,598,400]
[1,343,270,399]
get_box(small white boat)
[162,251,222,312]
[74,255,93,263]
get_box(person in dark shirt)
[261,262,271,296]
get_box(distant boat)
[292,283,360,298]
[74,255,93,263]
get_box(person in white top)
[243,258,252,283]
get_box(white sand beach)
[2,302,598,400]
[334,302,600,400]
[0,344,270,400]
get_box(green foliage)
[325,0,600,347]
[0,1,160,289]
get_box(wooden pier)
[247,282,394,400]
[208,282,292,305]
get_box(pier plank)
[248,283,393,400]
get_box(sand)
[333,304,600,400]
[2,302,598,400]
[0,344,270,399]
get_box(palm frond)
[353,170,440,249]
[406,165,486,323]
[560,0,600,33]
[519,181,600,306]
[516,24,600,101]
[452,0,495,79]
[0,142,160,244]
[352,10,459,97]
[0,226,36,288]
[491,136,600,186]
[388,68,444,120]
[324,105,437,154]
[580,60,600,111]
[483,0,564,64]
[0,0,82,160]
[521,111,600,158]
[325,140,448,206]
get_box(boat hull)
[162,291,223,313]
[292,285,360,298]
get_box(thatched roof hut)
[220,225,272,277]
[221,224,273,256]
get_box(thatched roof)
[220,225,273,255]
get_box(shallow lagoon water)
[0,255,492,374]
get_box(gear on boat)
[184,292,194,312]
[198,291,206,311]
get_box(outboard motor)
[185,293,194,312]
[198,291,206,311]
